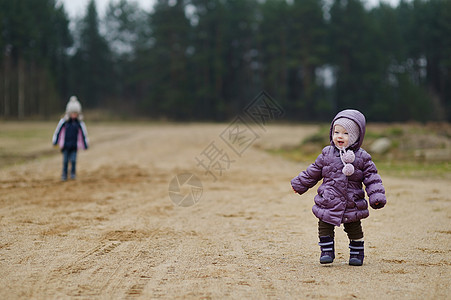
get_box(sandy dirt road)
[0,122,449,299]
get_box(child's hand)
[372,202,385,209]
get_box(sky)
[58,0,156,19]
[58,0,402,19]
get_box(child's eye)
[344,132,349,135]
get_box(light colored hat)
[333,117,360,147]
[66,96,82,114]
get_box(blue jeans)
[62,149,77,180]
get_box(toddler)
[52,96,89,181]
[291,109,386,266]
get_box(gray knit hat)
[333,117,360,147]
[66,96,82,114]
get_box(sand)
[0,122,449,299]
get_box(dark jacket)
[52,118,89,151]
[291,109,386,226]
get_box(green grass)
[374,160,450,179]
[0,128,50,139]
[269,123,451,180]
[0,122,57,168]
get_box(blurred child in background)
[291,109,386,266]
[52,96,89,181]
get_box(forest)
[0,0,450,122]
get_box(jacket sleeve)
[291,151,324,195]
[79,121,89,149]
[52,119,65,145]
[362,152,386,208]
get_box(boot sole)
[320,256,334,264]
[349,258,363,266]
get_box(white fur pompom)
[342,163,355,176]
[342,150,355,163]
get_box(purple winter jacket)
[291,109,386,226]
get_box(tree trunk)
[18,57,25,119]
[3,51,11,118]
[38,66,46,117]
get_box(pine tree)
[71,0,113,108]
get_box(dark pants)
[62,149,77,179]
[318,220,363,240]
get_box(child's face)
[70,112,78,119]
[333,125,349,149]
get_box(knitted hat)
[66,96,82,114]
[333,117,360,148]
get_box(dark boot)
[319,236,335,264]
[349,240,364,266]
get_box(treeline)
[0,0,450,121]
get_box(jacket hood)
[329,109,366,150]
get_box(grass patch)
[374,160,450,179]
[0,122,58,168]
[270,123,451,179]
[0,128,48,139]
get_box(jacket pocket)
[354,199,368,210]
[319,190,336,208]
